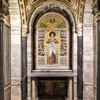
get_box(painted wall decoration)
[46,31,58,65]
[37,13,67,29]
[36,12,69,70]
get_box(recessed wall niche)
[35,12,71,70]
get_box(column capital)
[92,0,100,21]
[77,23,83,36]
[0,13,4,21]
[0,0,9,20]
[22,25,29,37]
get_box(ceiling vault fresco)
[18,0,85,35]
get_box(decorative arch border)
[28,1,77,31]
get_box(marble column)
[74,76,77,100]
[68,78,73,100]
[21,26,28,100]
[0,1,9,99]
[32,78,38,100]
[0,13,4,100]
[77,25,83,100]
[92,1,100,100]
[32,79,35,100]
[97,18,100,100]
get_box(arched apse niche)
[28,2,77,70]
[36,12,69,70]
[27,1,78,99]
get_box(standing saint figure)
[47,32,58,65]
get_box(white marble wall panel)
[83,0,94,99]
[27,28,32,100]
[9,0,21,100]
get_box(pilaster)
[77,24,83,100]
[21,25,28,100]
[92,1,100,99]
[68,78,73,100]
[0,13,4,100]
[0,1,9,99]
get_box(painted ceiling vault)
[18,0,85,31]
